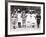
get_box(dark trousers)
[18,22,21,28]
[37,19,40,28]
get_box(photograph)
[7,1,45,36]
[10,6,41,30]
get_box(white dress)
[26,14,37,28]
[30,14,37,28]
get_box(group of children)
[11,9,41,29]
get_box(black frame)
[5,0,45,37]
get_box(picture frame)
[5,0,45,37]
